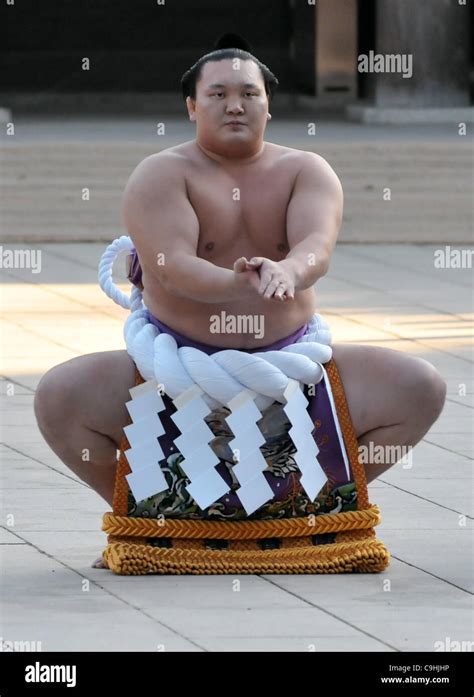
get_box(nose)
[226,101,244,115]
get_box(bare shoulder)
[125,145,190,184]
[266,143,341,184]
[122,145,194,210]
[122,144,199,242]
[296,148,340,180]
[263,141,307,166]
[293,149,343,200]
[279,147,343,217]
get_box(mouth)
[225,122,246,126]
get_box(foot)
[91,556,109,569]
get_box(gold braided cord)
[103,504,381,540]
[324,359,370,509]
[103,537,390,575]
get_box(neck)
[195,140,266,166]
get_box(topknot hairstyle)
[180,32,279,102]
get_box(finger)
[234,257,248,273]
[278,282,295,301]
[258,271,273,295]
[275,287,287,301]
[264,278,284,299]
[268,286,289,302]
[275,281,294,301]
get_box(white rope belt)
[98,236,334,513]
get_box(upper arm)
[121,154,199,288]
[285,153,343,270]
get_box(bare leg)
[34,350,137,567]
[331,344,447,483]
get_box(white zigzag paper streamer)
[225,389,274,516]
[283,378,328,501]
[170,384,230,510]
[122,379,169,502]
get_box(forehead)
[198,59,264,89]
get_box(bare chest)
[185,162,298,263]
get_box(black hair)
[180,32,279,102]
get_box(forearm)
[279,251,329,291]
[160,254,240,303]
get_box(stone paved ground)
[1,238,472,651]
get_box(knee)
[34,365,74,436]
[409,359,447,425]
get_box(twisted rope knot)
[99,236,333,409]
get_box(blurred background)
[1,0,473,109]
[0,0,472,243]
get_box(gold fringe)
[103,538,390,575]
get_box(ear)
[186,96,196,121]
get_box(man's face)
[186,59,269,155]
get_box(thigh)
[330,343,433,439]
[38,350,137,446]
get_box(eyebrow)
[206,83,261,90]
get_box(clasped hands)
[233,256,295,302]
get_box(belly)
[142,278,317,349]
